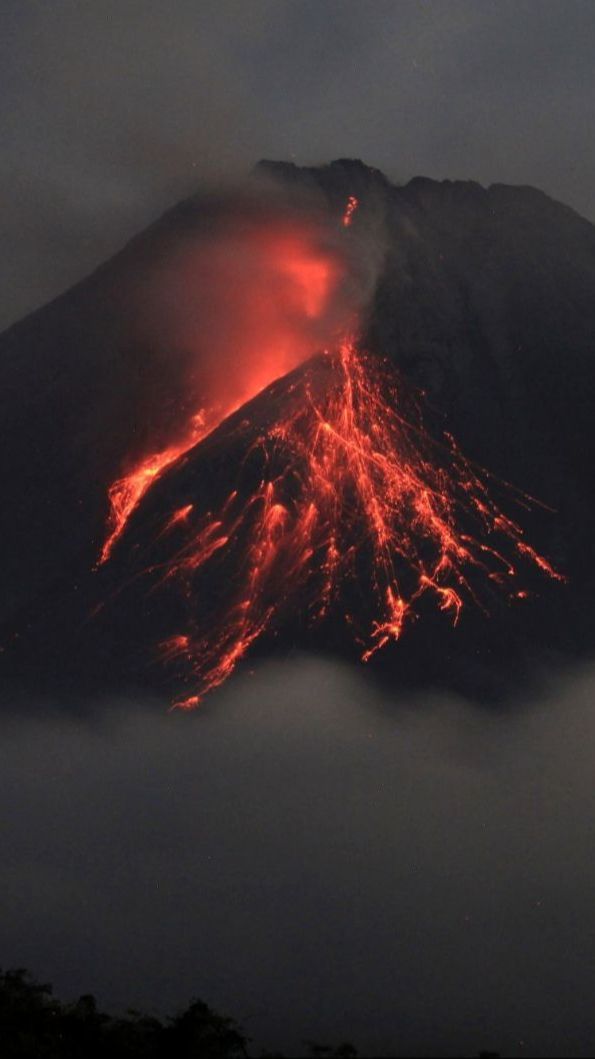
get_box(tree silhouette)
[0,968,248,1058]
[165,998,248,1057]
[0,965,502,1057]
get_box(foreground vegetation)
[0,968,358,1058]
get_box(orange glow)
[99,219,346,564]
[342,196,358,227]
[99,414,211,564]
[138,340,562,707]
[98,197,563,707]
[165,504,194,529]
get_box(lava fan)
[98,337,562,709]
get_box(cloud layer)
[3,657,595,1056]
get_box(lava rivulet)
[342,196,359,226]
[98,197,562,707]
[99,410,214,564]
[103,339,561,709]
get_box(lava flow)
[99,409,215,565]
[98,196,562,708]
[342,195,358,226]
[102,339,561,709]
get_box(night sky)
[3,3,595,1057]
[3,0,595,328]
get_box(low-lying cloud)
[2,656,595,1056]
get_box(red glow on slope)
[133,339,562,709]
[99,415,212,564]
[99,197,563,707]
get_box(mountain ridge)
[1,159,594,701]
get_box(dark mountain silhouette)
[1,159,593,704]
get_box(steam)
[127,184,371,456]
[98,179,381,563]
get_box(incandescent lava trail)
[342,196,359,227]
[150,340,561,708]
[98,198,563,708]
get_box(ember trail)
[97,195,561,707]
[100,339,561,709]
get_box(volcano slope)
[1,159,593,704]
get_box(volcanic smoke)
[100,203,350,563]
[98,196,563,707]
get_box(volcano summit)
[1,160,592,705]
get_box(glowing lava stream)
[100,338,562,710]
[99,410,213,565]
[342,195,358,226]
[98,195,562,708]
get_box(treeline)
[0,967,358,1058]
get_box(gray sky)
[2,0,595,328]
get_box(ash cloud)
[123,180,370,458]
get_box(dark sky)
[3,0,595,328]
[3,5,595,1056]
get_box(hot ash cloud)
[138,207,348,409]
[131,186,370,432]
[100,187,366,562]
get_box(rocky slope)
[2,159,594,701]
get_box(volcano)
[1,159,593,705]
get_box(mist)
[3,657,595,1057]
[3,5,595,1058]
